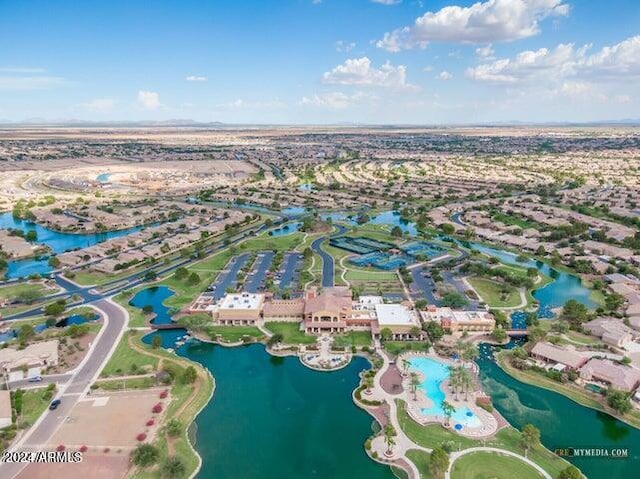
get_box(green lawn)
[468,277,521,308]
[451,451,544,479]
[406,449,433,479]
[113,290,150,328]
[264,321,317,345]
[207,325,265,342]
[384,341,430,356]
[0,282,51,300]
[333,330,372,348]
[396,400,571,478]
[100,332,159,377]
[18,388,55,428]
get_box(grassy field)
[384,341,430,356]
[451,451,544,479]
[0,281,52,300]
[396,400,571,478]
[207,325,264,342]
[333,330,372,348]
[406,449,432,479]
[100,331,159,377]
[18,388,55,428]
[468,277,521,308]
[264,321,317,345]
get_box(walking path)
[363,346,546,479]
[445,447,552,479]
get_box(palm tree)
[410,372,420,401]
[441,400,456,428]
[402,358,409,377]
[448,366,461,400]
[461,343,479,365]
[458,367,473,401]
[363,375,374,395]
[383,424,396,456]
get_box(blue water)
[281,206,308,217]
[129,286,175,325]
[298,183,314,192]
[269,222,301,237]
[409,357,481,428]
[0,312,99,343]
[466,242,597,317]
[96,173,111,183]
[320,210,417,235]
[0,212,145,279]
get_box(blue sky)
[1,0,639,124]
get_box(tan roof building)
[579,359,640,392]
[303,287,353,334]
[530,342,588,370]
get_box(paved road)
[410,266,440,305]
[211,254,250,300]
[0,298,128,479]
[5,221,268,320]
[310,224,348,288]
[6,373,72,391]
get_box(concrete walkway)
[445,447,552,479]
[366,347,548,479]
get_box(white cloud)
[186,75,207,82]
[81,98,116,111]
[550,81,606,101]
[136,90,161,110]
[0,76,67,90]
[466,36,640,84]
[466,43,578,83]
[322,57,418,91]
[436,71,453,80]
[376,0,569,51]
[300,91,374,109]
[475,44,495,58]
[335,40,356,53]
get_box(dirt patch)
[17,453,129,479]
[48,389,168,449]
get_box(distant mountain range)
[0,118,639,128]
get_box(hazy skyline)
[1,0,639,124]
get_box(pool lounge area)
[402,354,498,437]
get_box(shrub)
[152,403,163,414]
[79,445,88,452]
[146,419,155,426]
[159,390,168,399]
[56,445,65,451]
[136,433,147,442]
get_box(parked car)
[28,376,43,383]
[49,399,62,410]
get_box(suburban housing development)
[2,1,640,479]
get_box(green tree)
[380,327,392,342]
[174,267,189,280]
[606,388,631,414]
[44,301,65,317]
[152,335,162,349]
[428,447,450,479]
[164,419,182,438]
[410,372,420,401]
[439,223,455,235]
[17,289,43,304]
[557,465,583,479]
[131,443,159,467]
[383,424,396,455]
[188,272,201,285]
[266,333,284,347]
[441,400,455,427]
[561,299,589,326]
[182,366,197,384]
[521,423,541,456]
[492,328,507,342]
[160,457,185,478]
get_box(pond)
[131,291,396,479]
[268,222,301,237]
[96,173,111,183]
[478,340,640,479]
[465,241,597,318]
[0,212,145,279]
[0,312,99,343]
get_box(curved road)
[0,298,128,479]
[310,224,348,288]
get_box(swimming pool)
[409,357,481,428]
